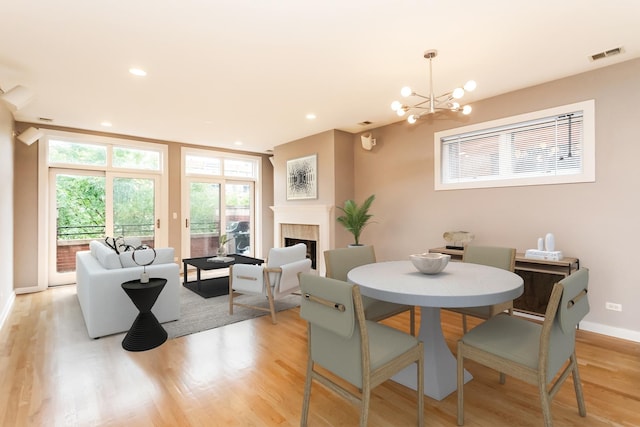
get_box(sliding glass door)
[187,180,222,258]
[49,169,160,285]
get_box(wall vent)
[590,46,623,61]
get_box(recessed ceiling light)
[306,113,317,120]
[101,121,112,127]
[129,68,147,76]
[234,140,243,146]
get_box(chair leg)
[360,385,371,427]
[457,341,465,426]
[300,357,314,427]
[410,307,416,336]
[228,286,234,315]
[570,352,587,417]
[263,278,277,324]
[538,381,553,427]
[417,346,424,427]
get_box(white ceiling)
[2,1,639,154]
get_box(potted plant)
[217,234,232,257]
[336,194,376,246]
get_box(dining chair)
[445,245,516,333]
[299,273,424,427]
[456,268,589,426]
[229,243,311,323]
[324,246,416,336]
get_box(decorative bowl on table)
[410,252,451,274]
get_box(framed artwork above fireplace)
[286,154,317,200]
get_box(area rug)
[163,285,301,339]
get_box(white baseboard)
[514,311,640,343]
[0,291,16,332]
[579,321,640,343]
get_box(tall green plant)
[336,194,375,246]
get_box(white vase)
[544,233,555,252]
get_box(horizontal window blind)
[441,111,584,185]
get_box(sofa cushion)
[119,247,174,268]
[90,240,122,269]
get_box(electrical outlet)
[605,302,622,312]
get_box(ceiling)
[2,1,639,154]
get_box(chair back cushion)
[267,243,307,268]
[300,273,365,386]
[300,274,355,339]
[557,268,590,334]
[272,258,311,297]
[324,245,376,281]
[463,245,516,271]
[543,268,589,381]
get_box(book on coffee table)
[206,256,234,263]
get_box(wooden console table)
[429,247,579,316]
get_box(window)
[181,148,260,259]
[435,100,595,190]
[41,131,168,286]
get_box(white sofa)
[76,240,180,339]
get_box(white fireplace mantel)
[270,205,334,275]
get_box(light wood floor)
[1,285,639,426]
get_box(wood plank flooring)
[1,284,639,426]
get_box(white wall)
[353,57,640,342]
[0,105,16,328]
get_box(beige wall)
[12,123,38,288]
[350,57,640,339]
[0,105,15,324]
[272,129,355,248]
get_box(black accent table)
[182,254,264,298]
[121,278,167,351]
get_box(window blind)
[441,111,584,184]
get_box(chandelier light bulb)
[401,86,413,97]
[451,102,460,111]
[452,87,465,99]
[391,100,402,111]
[396,107,406,117]
[462,105,472,115]
[407,114,418,124]
[464,80,477,92]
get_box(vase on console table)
[545,233,555,252]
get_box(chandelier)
[391,49,477,124]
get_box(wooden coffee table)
[182,254,264,298]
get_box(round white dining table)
[348,260,524,401]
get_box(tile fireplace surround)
[271,205,333,275]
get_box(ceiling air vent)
[358,120,373,126]
[590,46,623,61]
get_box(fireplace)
[285,238,317,269]
[271,204,333,275]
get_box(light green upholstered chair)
[324,246,416,336]
[457,268,589,427]
[445,245,516,333]
[299,273,424,427]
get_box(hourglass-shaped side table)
[121,278,168,351]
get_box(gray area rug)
[163,285,301,339]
